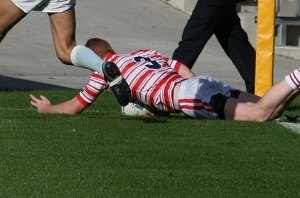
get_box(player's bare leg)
[225,80,295,121]
[0,0,27,42]
[50,9,107,74]
[236,92,260,103]
[235,90,299,120]
[48,7,76,64]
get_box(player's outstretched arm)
[29,94,86,115]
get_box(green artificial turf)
[0,90,300,197]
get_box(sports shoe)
[102,62,132,106]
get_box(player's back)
[105,49,184,112]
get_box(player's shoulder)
[131,49,162,56]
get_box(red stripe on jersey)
[291,72,300,86]
[173,62,182,72]
[105,49,186,112]
[76,94,90,107]
[123,62,141,80]
[132,49,150,55]
[290,74,298,87]
[91,72,105,80]
[77,72,106,106]
[84,86,98,98]
[86,83,99,93]
[149,73,175,107]
[134,71,155,103]
[104,52,116,62]
[131,70,152,99]
[164,57,181,72]
[120,62,136,77]
[163,75,181,111]
[81,91,93,101]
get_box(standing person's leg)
[172,0,216,68]
[0,0,27,42]
[48,8,76,65]
[48,2,130,106]
[49,9,130,106]
[215,6,256,93]
[48,7,105,74]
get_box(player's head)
[85,38,114,59]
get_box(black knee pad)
[230,90,241,98]
[210,94,229,119]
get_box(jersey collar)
[104,51,116,62]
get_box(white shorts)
[178,75,233,119]
[11,0,76,13]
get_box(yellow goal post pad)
[255,0,276,96]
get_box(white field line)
[0,107,103,113]
[278,122,300,134]
[0,107,34,111]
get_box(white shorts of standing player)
[11,0,76,13]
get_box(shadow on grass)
[286,105,300,111]
[0,75,71,90]
[121,112,192,124]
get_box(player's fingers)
[40,95,50,102]
[29,94,38,102]
[147,112,155,117]
[30,100,37,107]
[141,111,154,117]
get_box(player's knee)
[0,31,6,43]
[55,43,76,65]
[57,50,72,65]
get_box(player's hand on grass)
[29,94,51,113]
[121,102,155,117]
[139,109,155,117]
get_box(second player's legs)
[172,0,216,68]
[0,0,27,43]
[48,7,76,65]
[215,7,256,94]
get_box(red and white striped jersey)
[76,49,186,112]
